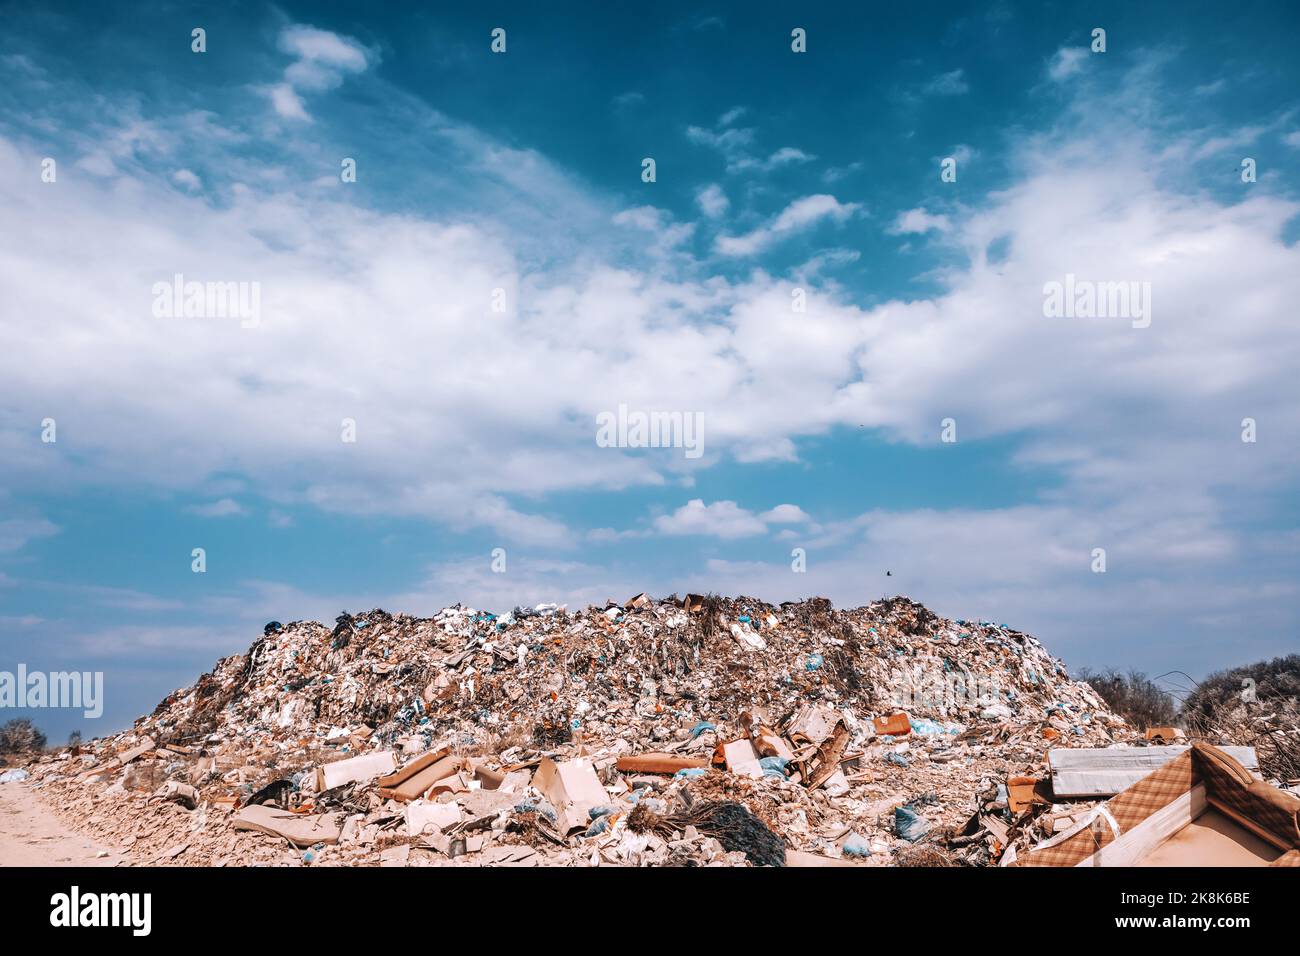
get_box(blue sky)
[2,1,1298,741]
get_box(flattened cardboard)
[405,800,462,836]
[379,753,465,802]
[232,804,342,846]
[316,750,396,791]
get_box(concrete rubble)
[19,592,1254,867]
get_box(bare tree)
[1075,668,1176,730]
[0,718,48,753]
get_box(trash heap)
[20,593,1144,867]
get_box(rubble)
[16,592,1274,867]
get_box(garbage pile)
[20,593,1146,867]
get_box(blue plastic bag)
[894,805,931,842]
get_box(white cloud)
[612,205,694,256]
[171,168,201,190]
[1191,125,1266,161]
[648,500,809,538]
[686,123,753,156]
[263,25,373,121]
[889,207,952,235]
[0,517,59,553]
[758,504,809,524]
[0,614,42,627]
[1283,130,1300,149]
[687,122,814,174]
[266,83,310,121]
[695,183,729,218]
[734,146,815,173]
[923,69,969,96]
[187,498,246,518]
[612,91,644,111]
[279,25,369,83]
[715,194,861,256]
[653,499,768,538]
[1,52,1298,663]
[943,143,975,167]
[797,247,861,277]
[1048,47,1088,82]
[822,162,863,184]
[359,557,642,617]
[718,106,746,126]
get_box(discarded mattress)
[1015,742,1300,867]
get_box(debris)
[785,849,863,867]
[405,800,461,836]
[873,713,912,737]
[231,805,343,847]
[689,721,716,739]
[1145,726,1185,744]
[532,757,607,834]
[717,739,764,779]
[20,592,1182,867]
[615,754,710,774]
[1049,745,1258,798]
[379,845,410,868]
[806,721,851,791]
[895,805,932,843]
[628,799,786,867]
[1016,743,1300,867]
[1006,776,1053,815]
[378,749,464,802]
[315,750,396,791]
[152,781,199,810]
[244,778,295,809]
[841,832,872,857]
[78,737,154,780]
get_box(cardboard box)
[719,738,764,778]
[532,757,607,833]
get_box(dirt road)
[0,778,124,867]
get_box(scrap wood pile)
[20,592,1172,867]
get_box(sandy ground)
[0,779,124,867]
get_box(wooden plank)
[808,723,851,790]
[1050,746,1257,798]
